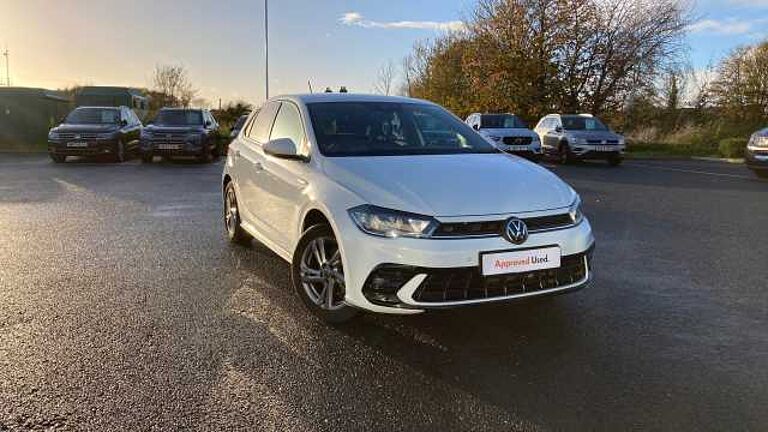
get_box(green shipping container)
[0,87,72,152]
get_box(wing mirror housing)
[555,126,563,133]
[264,138,306,161]
[472,124,480,130]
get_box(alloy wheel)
[224,186,238,237]
[299,237,346,311]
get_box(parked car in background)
[230,114,250,140]
[535,114,625,166]
[746,128,768,178]
[141,108,221,163]
[223,94,594,323]
[466,113,542,161]
[47,106,142,163]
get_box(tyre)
[113,140,126,163]
[291,224,358,324]
[608,154,623,166]
[141,153,153,163]
[558,143,572,165]
[224,182,253,246]
[50,154,66,163]
[752,169,768,179]
[198,144,213,163]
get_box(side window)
[269,102,305,149]
[246,102,280,144]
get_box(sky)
[0,0,766,106]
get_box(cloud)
[339,12,465,32]
[688,19,753,34]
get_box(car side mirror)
[205,120,212,128]
[472,124,479,130]
[555,126,563,133]
[264,138,305,161]
[121,119,128,127]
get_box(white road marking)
[626,162,756,180]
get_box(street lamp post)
[264,0,269,100]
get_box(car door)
[232,102,279,237]
[543,118,561,150]
[258,101,312,253]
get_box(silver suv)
[535,114,625,166]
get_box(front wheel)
[50,154,66,163]
[558,143,572,165]
[752,169,768,179]
[141,153,153,163]
[292,224,358,324]
[608,154,623,166]
[113,140,126,163]
[198,144,213,163]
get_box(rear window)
[561,116,608,131]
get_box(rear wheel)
[752,169,768,179]
[141,154,153,163]
[292,224,358,324]
[224,182,253,246]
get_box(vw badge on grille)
[504,217,528,244]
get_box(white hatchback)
[223,94,594,322]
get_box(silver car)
[746,127,768,178]
[535,114,626,166]
[466,113,542,161]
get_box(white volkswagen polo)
[223,94,594,322]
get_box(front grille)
[587,139,619,144]
[150,134,187,144]
[433,213,574,238]
[502,136,533,146]
[59,132,101,140]
[413,253,588,303]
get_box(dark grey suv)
[535,114,626,166]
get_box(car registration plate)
[593,145,615,152]
[506,145,530,152]
[481,246,561,276]
[157,144,181,150]
[67,142,88,148]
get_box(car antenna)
[308,80,313,93]
[324,87,333,93]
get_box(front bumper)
[141,140,204,156]
[337,213,595,314]
[48,140,117,156]
[746,147,768,170]
[569,144,625,159]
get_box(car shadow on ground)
[217,238,655,429]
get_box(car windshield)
[153,110,203,126]
[64,108,120,125]
[562,116,608,131]
[481,114,527,129]
[307,102,498,157]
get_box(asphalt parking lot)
[0,154,766,431]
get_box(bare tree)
[710,40,768,119]
[151,64,197,108]
[374,61,397,96]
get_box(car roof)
[271,93,437,106]
[74,106,121,110]
[159,107,205,112]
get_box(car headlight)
[748,135,768,149]
[141,131,153,139]
[568,196,584,224]
[48,131,60,140]
[96,132,116,139]
[618,137,626,146]
[569,136,587,145]
[348,205,438,238]
[487,135,501,142]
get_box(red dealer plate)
[481,246,561,276]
